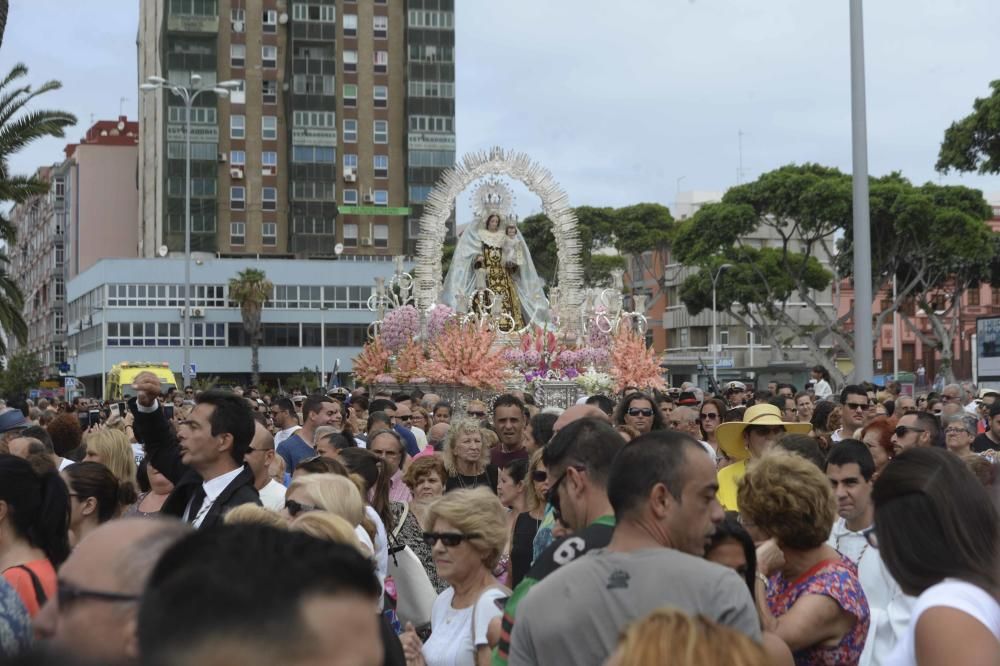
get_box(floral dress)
[767,556,870,666]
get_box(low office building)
[66,256,400,395]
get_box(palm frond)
[0,1,8,52]
[0,109,76,156]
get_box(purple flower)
[523,350,541,367]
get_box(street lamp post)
[711,264,734,388]
[141,75,240,388]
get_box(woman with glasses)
[872,448,1000,665]
[943,414,977,458]
[738,451,869,665]
[698,398,726,462]
[399,488,509,666]
[442,420,498,494]
[613,392,664,435]
[411,406,431,434]
[282,472,375,557]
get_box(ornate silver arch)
[414,146,584,336]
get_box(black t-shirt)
[972,432,1000,453]
[444,465,498,494]
[510,512,542,589]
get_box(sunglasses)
[531,470,548,483]
[700,413,720,421]
[627,408,654,417]
[467,411,486,418]
[57,580,139,609]
[845,402,869,411]
[422,531,480,547]
[546,464,587,522]
[894,425,926,438]
[285,499,318,517]
[397,414,412,421]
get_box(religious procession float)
[353,147,665,411]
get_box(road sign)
[58,362,71,373]
[185,363,198,379]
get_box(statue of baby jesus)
[502,223,523,273]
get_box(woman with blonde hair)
[283,473,374,557]
[83,427,137,491]
[223,503,288,529]
[606,608,770,666]
[442,419,497,493]
[399,488,509,666]
[290,511,365,555]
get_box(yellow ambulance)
[106,362,179,400]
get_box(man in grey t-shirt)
[509,431,760,665]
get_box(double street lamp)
[710,263,734,387]
[140,75,241,388]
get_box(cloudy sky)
[4,0,999,218]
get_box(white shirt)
[58,457,75,471]
[827,518,914,666]
[184,466,244,528]
[422,587,506,666]
[257,478,286,512]
[884,579,1000,666]
[365,505,389,586]
[274,425,301,446]
[813,378,833,399]
[697,439,716,460]
[409,425,428,452]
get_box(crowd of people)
[0,367,996,665]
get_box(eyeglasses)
[467,411,486,418]
[944,428,971,435]
[531,470,548,483]
[627,408,654,417]
[845,402,869,412]
[285,499,318,517]
[422,531,480,547]
[57,580,139,609]
[245,446,271,455]
[546,464,587,522]
[397,414,412,422]
[700,413,720,421]
[894,425,926,438]
[863,526,878,549]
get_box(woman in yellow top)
[715,404,810,511]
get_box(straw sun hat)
[715,403,811,461]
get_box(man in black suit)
[131,371,259,528]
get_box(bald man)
[34,518,191,665]
[553,404,611,434]
[245,421,286,511]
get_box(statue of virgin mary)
[440,182,549,330]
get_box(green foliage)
[285,367,321,394]
[0,350,43,398]
[440,241,456,278]
[589,254,627,286]
[228,268,273,386]
[613,203,674,255]
[936,80,1000,175]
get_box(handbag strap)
[391,501,409,540]
[3,564,48,607]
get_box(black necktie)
[187,486,207,523]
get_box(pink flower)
[381,305,420,352]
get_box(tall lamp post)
[711,263,734,388]
[140,75,240,388]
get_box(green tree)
[0,349,43,398]
[285,367,320,394]
[936,80,1000,175]
[228,268,273,387]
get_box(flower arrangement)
[381,305,421,352]
[426,304,455,341]
[420,321,507,389]
[609,327,666,393]
[353,337,391,385]
[394,340,427,384]
[575,367,616,396]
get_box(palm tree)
[228,268,273,387]
[0,0,76,351]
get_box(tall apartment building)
[138,0,455,259]
[9,117,140,375]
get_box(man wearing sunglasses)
[508,431,759,665]
[493,418,622,666]
[34,517,191,664]
[832,385,872,443]
[890,411,938,456]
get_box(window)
[407,150,455,168]
[229,115,247,139]
[342,223,359,247]
[262,187,277,211]
[343,84,357,107]
[373,85,387,108]
[373,190,388,206]
[373,120,388,144]
[292,145,336,163]
[993,288,1000,306]
[262,46,277,69]
[293,4,336,22]
[231,7,245,23]
[373,223,389,248]
[343,154,358,171]
[373,15,388,38]
[292,217,335,235]
[408,44,454,63]
[262,151,278,172]
[170,0,218,16]
[969,288,981,306]
[263,9,277,33]
[343,50,357,73]
[230,150,246,166]
[230,222,246,246]
[408,218,421,237]
[53,178,66,198]
[230,186,245,210]
[229,80,245,105]
[168,106,217,124]
[407,9,454,29]
[409,185,431,203]
[374,50,388,73]
[679,328,690,348]
[262,116,277,140]
[343,189,358,205]
[166,214,217,234]
[408,80,455,98]
[168,177,217,197]
[293,74,335,95]
[230,44,246,68]
[374,155,388,178]
[343,14,357,36]
[291,181,336,201]
[343,118,358,143]
[167,142,220,161]
[262,222,277,247]
[293,111,337,128]
[719,329,730,347]
[409,115,454,133]
[262,79,277,104]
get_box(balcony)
[167,14,219,34]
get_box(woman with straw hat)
[715,404,811,511]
